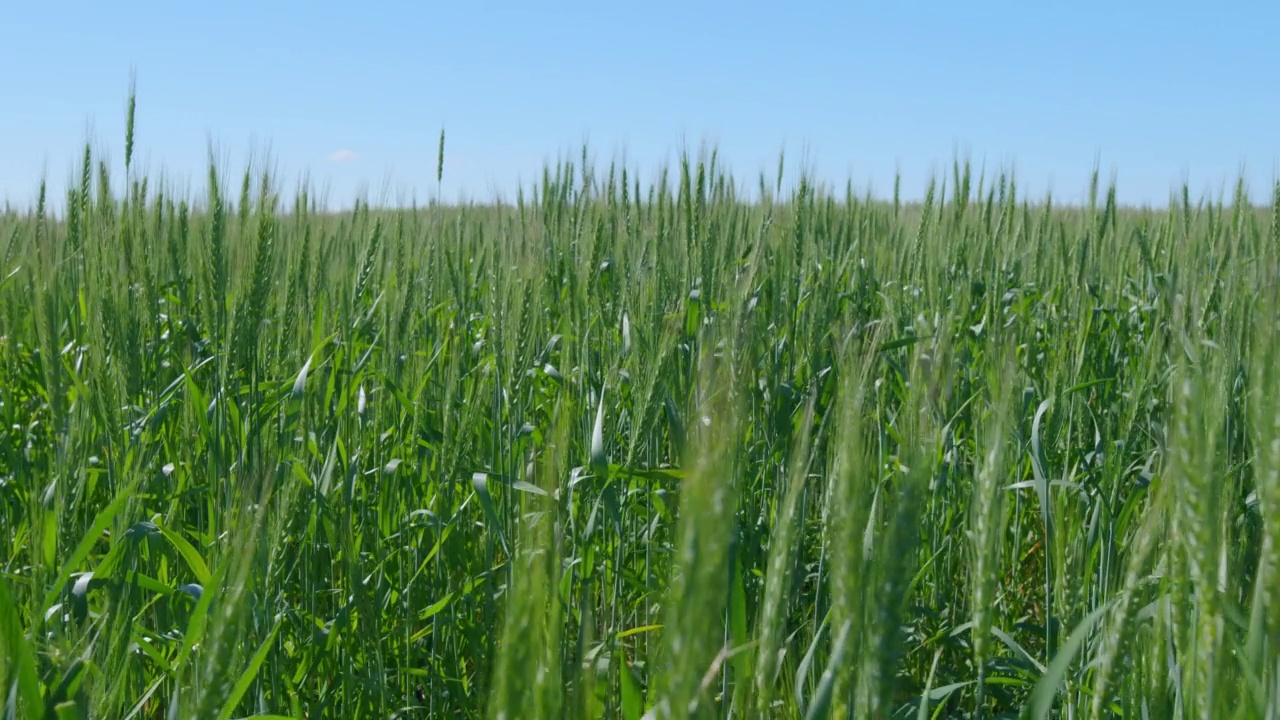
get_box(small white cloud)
[328,150,359,163]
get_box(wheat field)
[2,94,1279,719]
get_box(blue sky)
[3,0,1278,209]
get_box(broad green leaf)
[42,489,131,613]
[157,524,212,586]
[803,619,850,720]
[0,577,42,718]
[216,620,282,720]
[1030,603,1111,720]
[620,660,643,720]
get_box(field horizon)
[7,157,1277,218]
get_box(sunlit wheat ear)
[970,349,1016,716]
[753,393,817,713]
[124,76,137,173]
[651,353,740,719]
[591,386,607,474]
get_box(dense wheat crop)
[2,98,1280,719]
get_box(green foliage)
[1,102,1278,719]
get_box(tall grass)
[1,96,1279,719]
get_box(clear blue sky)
[3,0,1278,209]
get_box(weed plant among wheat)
[2,95,1280,719]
